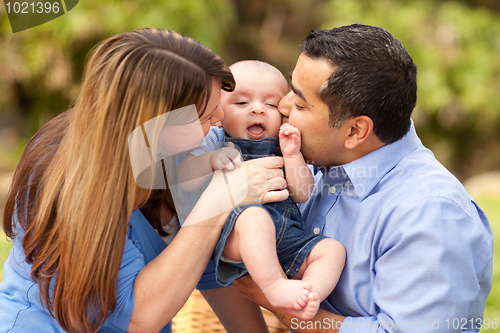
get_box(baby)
[178,60,345,319]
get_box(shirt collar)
[322,120,422,201]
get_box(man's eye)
[294,103,305,110]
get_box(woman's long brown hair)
[3,28,234,333]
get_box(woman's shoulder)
[126,209,167,264]
[0,244,65,332]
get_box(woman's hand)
[223,156,289,207]
[129,156,288,331]
[182,156,287,227]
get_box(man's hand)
[233,275,345,333]
[232,275,273,311]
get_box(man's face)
[278,53,347,167]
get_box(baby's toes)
[297,296,307,308]
[300,293,309,305]
[303,281,313,292]
[303,292,320,320]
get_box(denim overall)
[213,133,327,286]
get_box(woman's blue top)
[0,209,219,332]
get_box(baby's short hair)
[230,60,286,81]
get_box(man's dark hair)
[302,24,417,144]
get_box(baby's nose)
[250,102,265,114]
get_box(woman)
[0,28,287,333]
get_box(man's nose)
[278,91,293,117]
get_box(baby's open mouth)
[247,123,265,139]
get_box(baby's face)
[220,67,287,140]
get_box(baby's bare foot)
[284,290,320,320]
[262,278,312,310]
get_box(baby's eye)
[234,101,248,105]
[266,104,278,108]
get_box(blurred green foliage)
[0,1,499,328]
[0,0,235,134]
[322,0,500,179]
[324,0,500,117]
[1,0,500,180]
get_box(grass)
[0,197,499,331]
[478,196,500,332]
[0,229,10,282]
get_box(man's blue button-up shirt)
[299,123,493,332]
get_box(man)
[234,24,493,332]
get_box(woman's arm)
[178,147,242,192]
[128,157,288,332]
[201,286,269,333]
[177,153,213,191]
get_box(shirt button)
[329,186,337,194]
[227,142,235,148]
[313,227,320,234]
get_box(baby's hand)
[211,147,242,171]
[279,123,302,157]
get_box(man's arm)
[233,275,345,333]
[201,286,270,333]
[333,197,491,333]
[235,196,493,333]
[353,196,493,333]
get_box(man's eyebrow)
[291,83,307,103]
[289,70,308,103]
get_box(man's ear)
[344,116,374,150]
